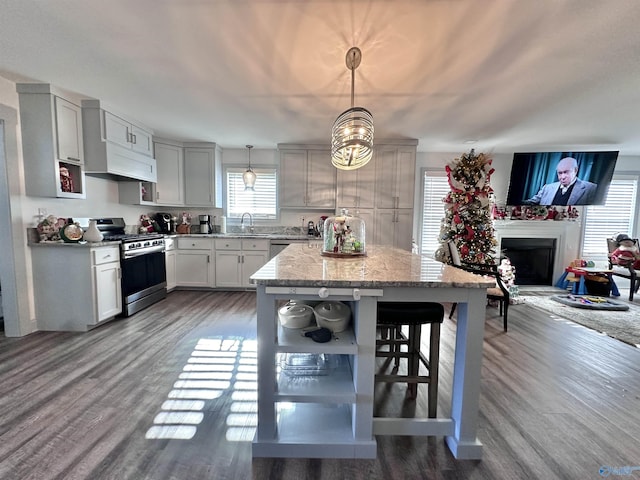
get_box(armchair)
[447,241,510,331]
[607,237,640,301]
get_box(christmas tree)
[435,150,497,265]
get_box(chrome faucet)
[241,212,254,233]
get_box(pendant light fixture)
[331,47,374,171]
[243,145,256,191]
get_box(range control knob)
[318,287,329,298]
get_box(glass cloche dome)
[321,209,366,257]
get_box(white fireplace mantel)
[494,220,582,285]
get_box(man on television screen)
[524,156,597,205]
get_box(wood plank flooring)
[0,290,639,480]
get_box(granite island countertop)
[250,243,496,288]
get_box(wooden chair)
[607,237,640,301]
[447,241,510,331]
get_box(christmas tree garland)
[435,150,497,265]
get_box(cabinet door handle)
[132,134,137,144]
[126,130,132,143]
[66,156,80,162]
[156,191,160,200]
[207,255,210,263]
[237,256,241,264]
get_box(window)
[419,170,449,256]
[581,176,638,261]
[226,167,277,219]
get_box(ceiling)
[1,0,640,154]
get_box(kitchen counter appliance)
[80,218,167,316]
[199,214,213,234]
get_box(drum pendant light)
[331,47,374,171]
[243,145,256,191]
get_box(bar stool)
[375,302,444,418]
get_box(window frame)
[224,165,279,222]
[580,173,639,262]
[418,168,449,257]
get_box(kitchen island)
[250,244,495,460]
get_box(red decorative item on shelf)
[59,166,74,193]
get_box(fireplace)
[502,238,556,285]
[494,220,581,287]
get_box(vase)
[84,220,104,242]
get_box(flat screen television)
[506,151,619,206]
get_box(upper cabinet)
[16,83,86,199]
[81,99,157,182]
[374,143,417,209]
[184,143,222,207]
[336,154,376,209]
[153,140,184,205]
[103,111,153,156]
[278,145,336,209]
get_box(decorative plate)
[60,223,84,242]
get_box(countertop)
[29,232,318,247]
[250,243,496,288]
[29,240,121,247]
[170,233,316,241]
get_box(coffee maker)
[155,212,173,234]
[199,215,213,234]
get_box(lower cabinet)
[165,237,177,291]
[31,244,122,331]
[175,237,214,287]
[94,260,123,322]
[215,238,269,288]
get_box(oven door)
[120,251,167,315]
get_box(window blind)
[226,168,277,219]
[420,172,449,256]
[582,177,638,260]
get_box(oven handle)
[123,247,165,259]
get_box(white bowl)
[278,303,314,329]
[314,301,351,333]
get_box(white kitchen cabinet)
[82,99,157,182]
[374,144,416,209]
[214,238,269,288]
[154,140,184,205]
[31,244,122,331]
[278,145,336,208]
[241,239,270,287]
[117,181,156,206]
[375,209,414,250]
[336,155,376,209]
[165,237,177,291]
[184,143,222,207]
[16,83,86,199]
[103,110,153,156]
[94,262,123,322]
[175,237,214,287]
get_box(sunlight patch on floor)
[146,335,257,442]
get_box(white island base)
[251,245,492,460]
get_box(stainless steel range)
[81,218,167,317]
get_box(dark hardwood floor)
[0,290,639,480]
